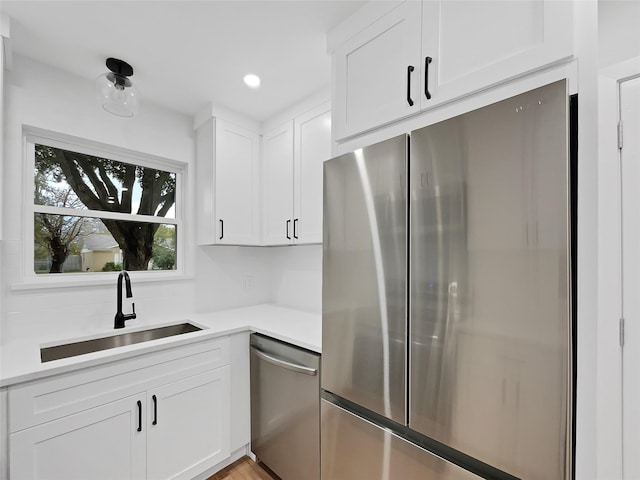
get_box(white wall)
[599,0,640,68]
[0,55,272,344]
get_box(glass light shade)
[95,72,140,117]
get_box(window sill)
[11,271,194,292]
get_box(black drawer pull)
[407,65,415,106]
[137,400,142,432]
[424,57,433,100]
[219,219,224,240]
[293,219,299,239]
[286,219,291,240]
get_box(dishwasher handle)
[252,347,318,376]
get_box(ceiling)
[1,1,367,122]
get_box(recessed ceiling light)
[243,74,261,89]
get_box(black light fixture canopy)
[105,58,134,89]
[106,57,134,77]
[96,57,140,117]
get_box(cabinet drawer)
[9,336,230,433]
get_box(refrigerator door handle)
[252,347,318,376]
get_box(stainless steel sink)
[41,323,203,363]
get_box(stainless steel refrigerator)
[321,80,573,480]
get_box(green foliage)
[152,224,176,270]
[152,246,175,270]
[102,262,123,272]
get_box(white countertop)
[0,303,321,387]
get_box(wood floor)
[207,456,281,480]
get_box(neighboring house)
[81,233,122,272]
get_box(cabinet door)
[421,0,572,109]
[262,122,295,245]
[10,394,146,480]
[294,103,332,244]
[147,367,231,480]
[333,1,422,140]
[215,120,260,245]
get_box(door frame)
[597,55,640,479]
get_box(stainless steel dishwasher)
[250,333,320,480]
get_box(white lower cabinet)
[10,394,146,480]
[147,368,231,480]
[8,337,234,480]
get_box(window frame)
[22,126,188,287]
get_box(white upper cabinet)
[421,0,573,110]
[331,0,573,140]
[262,102,331,246]
[333,1,422,140]
[196,118,261,245]
[197,98,329,247]
[215,120,261,245]
[262,122,295,245]
[294,103,332,244]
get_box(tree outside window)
[32,140,180,275]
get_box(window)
[26,130,184,279]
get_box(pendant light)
[96,58,140,117]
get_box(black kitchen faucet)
[114,271,137,329]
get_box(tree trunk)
[49,238,69,274]
[123,250,152,271]
[120,223,157,271]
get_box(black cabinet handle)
[219,219,224,240]
[407,65,415,106]
[286,219,291,240]
[293,219,299,239]
[424,57,432,100]
[137,400,142,432]
[152,395,158,426]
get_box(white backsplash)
[194,245,272,313]
[269,244,322,313]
